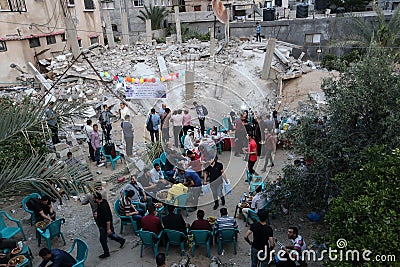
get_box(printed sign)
[125,83,167,99]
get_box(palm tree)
[138,4,169,30]
[332,5,400,56]
[0,97,94,201]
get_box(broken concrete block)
[54,143,69,151]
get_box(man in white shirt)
[82,119,95,162]
[150,163,168,188]
[184,130,195,151]
[242,185,266,218]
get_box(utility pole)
[120,0,130,46]
[174,5,182,44]
[59,0,80,59]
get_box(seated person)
[186,150,202,178]
[141,204,163,236]
[0,238,17,266]
[119,190,143,229]
[184,130,195,151]
[172,166,187,184]
[150,163,168,188]
[242,186,267,219]
[156,253,166,267]
[38,248,76,267]
[162,205,188,236]
[214,208,238,240]
[27,195,56,222]
[167,181,188,205]
[190,210,212,231]
[138,168,157,193]
[276,227,307,267]
[121,175,147,211]
[210,126,219,136]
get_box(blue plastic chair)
[67,238,89,267]
[190,230,212,258]
[0,211,26,240]
[245,170,263,184]
[173,193,190,217]
[164,229,186,256]
[246,201,272,226]
[113,199,139,235]
[160,152,167,165]
[217,228,238,255]
[180,135,186,148]
[100,146,122,170]
[215,140,223,154]
[37,218,66,249]
[152,158,163,167]
[219,118,230,132]
[205,128,212,135]
[249,181,265,195]
[138,230,163,257]
[21,193,41,226]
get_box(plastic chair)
[164,229,186,256]
[249,181,265,195]
[0,211,26,240]
[67,238,89,267]
[215,140,223,154]
[205,128,212,135]
[245,170,263,184]
[246,200,272,226]
[21,193,41,226]
[190,230,212,258]
[180,135,185,148]
[173,193,190,217]
[217,228,239,255]
[138,230,163,257]
[219,118,230,132]
[160,152,167,165]
[113,199,139,235]
[152,158,163,167]
[100,146,122,170]
[37,218,66,249]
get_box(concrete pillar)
[120,0,130,46]
[261,38,276,80]
[210,27,215,57]
[64,18,81,59]
[146,19,152,42]
[174,6,182,44]
[185,70,195,102]
[102,9,115,49]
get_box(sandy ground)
[0,45,332,267]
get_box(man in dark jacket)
[93,192,126,258]
[38,248,76,267]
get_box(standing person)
[81,181,107,223]
[204,157,228,210]
[244,209,275,267]
[243,133,258,175]
[264,114,275,136]
[182,109,192,135]
[91,124,104,167]
[261,129,277,172]
[159,103,167,116]
[256,22,261,42]
[161,108,171,143]
[121,115,134,157]
[45,101,60,145]
[38,248,76,267]
[192,102,207,137]
[146,108,161,143]
[234,114,247,156]
[100,105,113,142]
[118,102,131,148]
[171,110,183,148]
[93,192,126,258]
[253,118,263,157]
[82,119,95,162]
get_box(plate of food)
[11,247,22,255]
[154,203,163,209]
[155,190,168,201]
[241,203,250,208]
[207,216,217,224]
[8,255,25,266]
[35,221,49,230]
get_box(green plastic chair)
[160,152,167,165]
[37,218,66,249]
[0,210,26,240]
[246,200,272,226]
[21,193,41,226]
[219,118,230,132]
[152,158,163,167]
[138,230,163,257]
[164,229,186,256]
[67,238,89,267]
[113,199,139,235]
[249,181,265,195]
[245,170,263,184]
[217,228,239,255]
[173,193,190,217]
[190,230,213,258]
[100,146,122,170]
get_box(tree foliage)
[138,4,169,30]
[0,96,93,201]
[325,146,400,266]
[281,47,400,210]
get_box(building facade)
[0,0,103,83]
